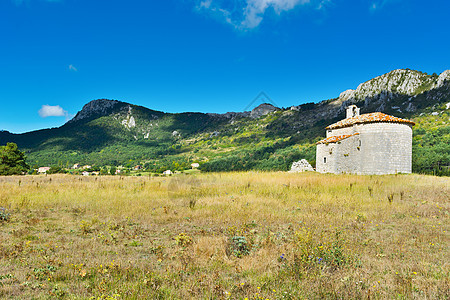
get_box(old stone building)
[316,105,415,175]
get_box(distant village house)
[163,170,173,176]
[37,167,51,174]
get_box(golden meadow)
[0,172,448,299]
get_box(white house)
[37,167,51,174]
[163,170,173,176]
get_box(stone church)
[316,105,415,175]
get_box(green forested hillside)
[412,105,450,176]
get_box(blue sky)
[0,0,449,133]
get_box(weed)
[227,236,250,258]
[0,208,10,222]
[189,198,197,209]
[174,233,193,247]
[388,193,394,203]
[128,240,143,247]
[33,265,57,281]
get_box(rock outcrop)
[289,159,314,172]
[68,99,123,123]
[250,103,279,119]
[435,70,450,88]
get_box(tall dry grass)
[0,172,448,299]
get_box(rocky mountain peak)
[250,103,280,118]
[339,69,429,102]
[68,99,127,123]
[332,69,450,113]
[436,70,450,88]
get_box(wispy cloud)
[38,105,67,118]
[317,0,331,10]
[196,0,313,30]
[68,64,78,72]
[369,0,397,12]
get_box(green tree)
[0,143,30,175]
[47,166,66,174]
[110,166,116,175]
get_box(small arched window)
[324,157,327,164]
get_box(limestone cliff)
[334,69,450,113]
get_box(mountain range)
[1,69,449,174]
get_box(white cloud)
[196,0,312,30]
[68,64,78,72]
[38,105,67,118]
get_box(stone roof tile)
[317,133,360,145]
[326,112,415,130]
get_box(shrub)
[0,208,10,222]
[227,236,250,258]
[174,233,192,247]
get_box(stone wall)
[326,126,356,138]
[333,135,361,174]
[315,143,329,173]
[316,135,361,174]
[289,159,315,172]
[358,123,412,174]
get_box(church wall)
[316,143,334,173]
[358,123,413,174]
[316,135,361,173]
[333,135,362,174]
[326,126,355,138]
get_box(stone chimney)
[346,105,360,119]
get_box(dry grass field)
[0,172,448,299]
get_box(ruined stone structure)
[289,159,314,173]
[316,105,415,175]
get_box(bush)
[0,208,10,222]
[227,236,250,258]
